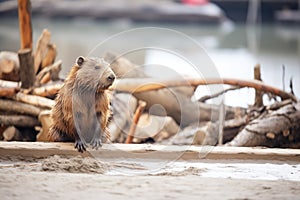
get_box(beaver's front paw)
[91,137,102,150]
[75,139,87,153]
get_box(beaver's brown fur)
[48,56,115,152]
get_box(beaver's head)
[74,56,116,91]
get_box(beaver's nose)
[107,74,115,82]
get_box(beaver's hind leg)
[74,134,88,153]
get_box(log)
[125,100,147,144]
[41,43,57,69]
[31,81,62,97]
[0,87,20,97]
[34,29,51,73]
[0,99,43,116]
[35,60,62,86]
[112,77,297,102]
[18,48,35,88]
[14,92,55,109]
[0,115,40,127]
[0,51,20,81]
[226,102,300,147]
[18,0,32,49]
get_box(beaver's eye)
[95,66,100,70]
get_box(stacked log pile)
[0,29,62,141]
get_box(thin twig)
[198,86,240,102]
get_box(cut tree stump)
[18,48,35,88]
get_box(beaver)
[48,56,116,152]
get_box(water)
[0,17,299,107]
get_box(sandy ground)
[0,155,300,200]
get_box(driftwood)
[18,48,35,88]
[35,60,62,86]
[0,87,19,97]
[125,100,147,144]
[0,51,20,81]
[0,115,40,127]
[226,102,300,147]
[41,43,57,69]
[18,0,32,49]
[34,29,51,73]
[0,99,43,116]
[112,78,297,102]
[14,92,55,109]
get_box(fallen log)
[0,115,40,127]
[0,99,43,116]
[112,78,297,102]
[226,102,300,147]
[14,92,55,109]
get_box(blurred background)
[0,0,299,107]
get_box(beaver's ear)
[76,56,85,67]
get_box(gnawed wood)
[41,43,57,69]
[34,29,51,73]
[0,99,43,116]
[0,115,40,127]
[18,48,35,88]
[226,102,300,147]
[14,92,55,109]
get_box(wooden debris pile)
[105,54,300,148]
[0,29,62,141]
